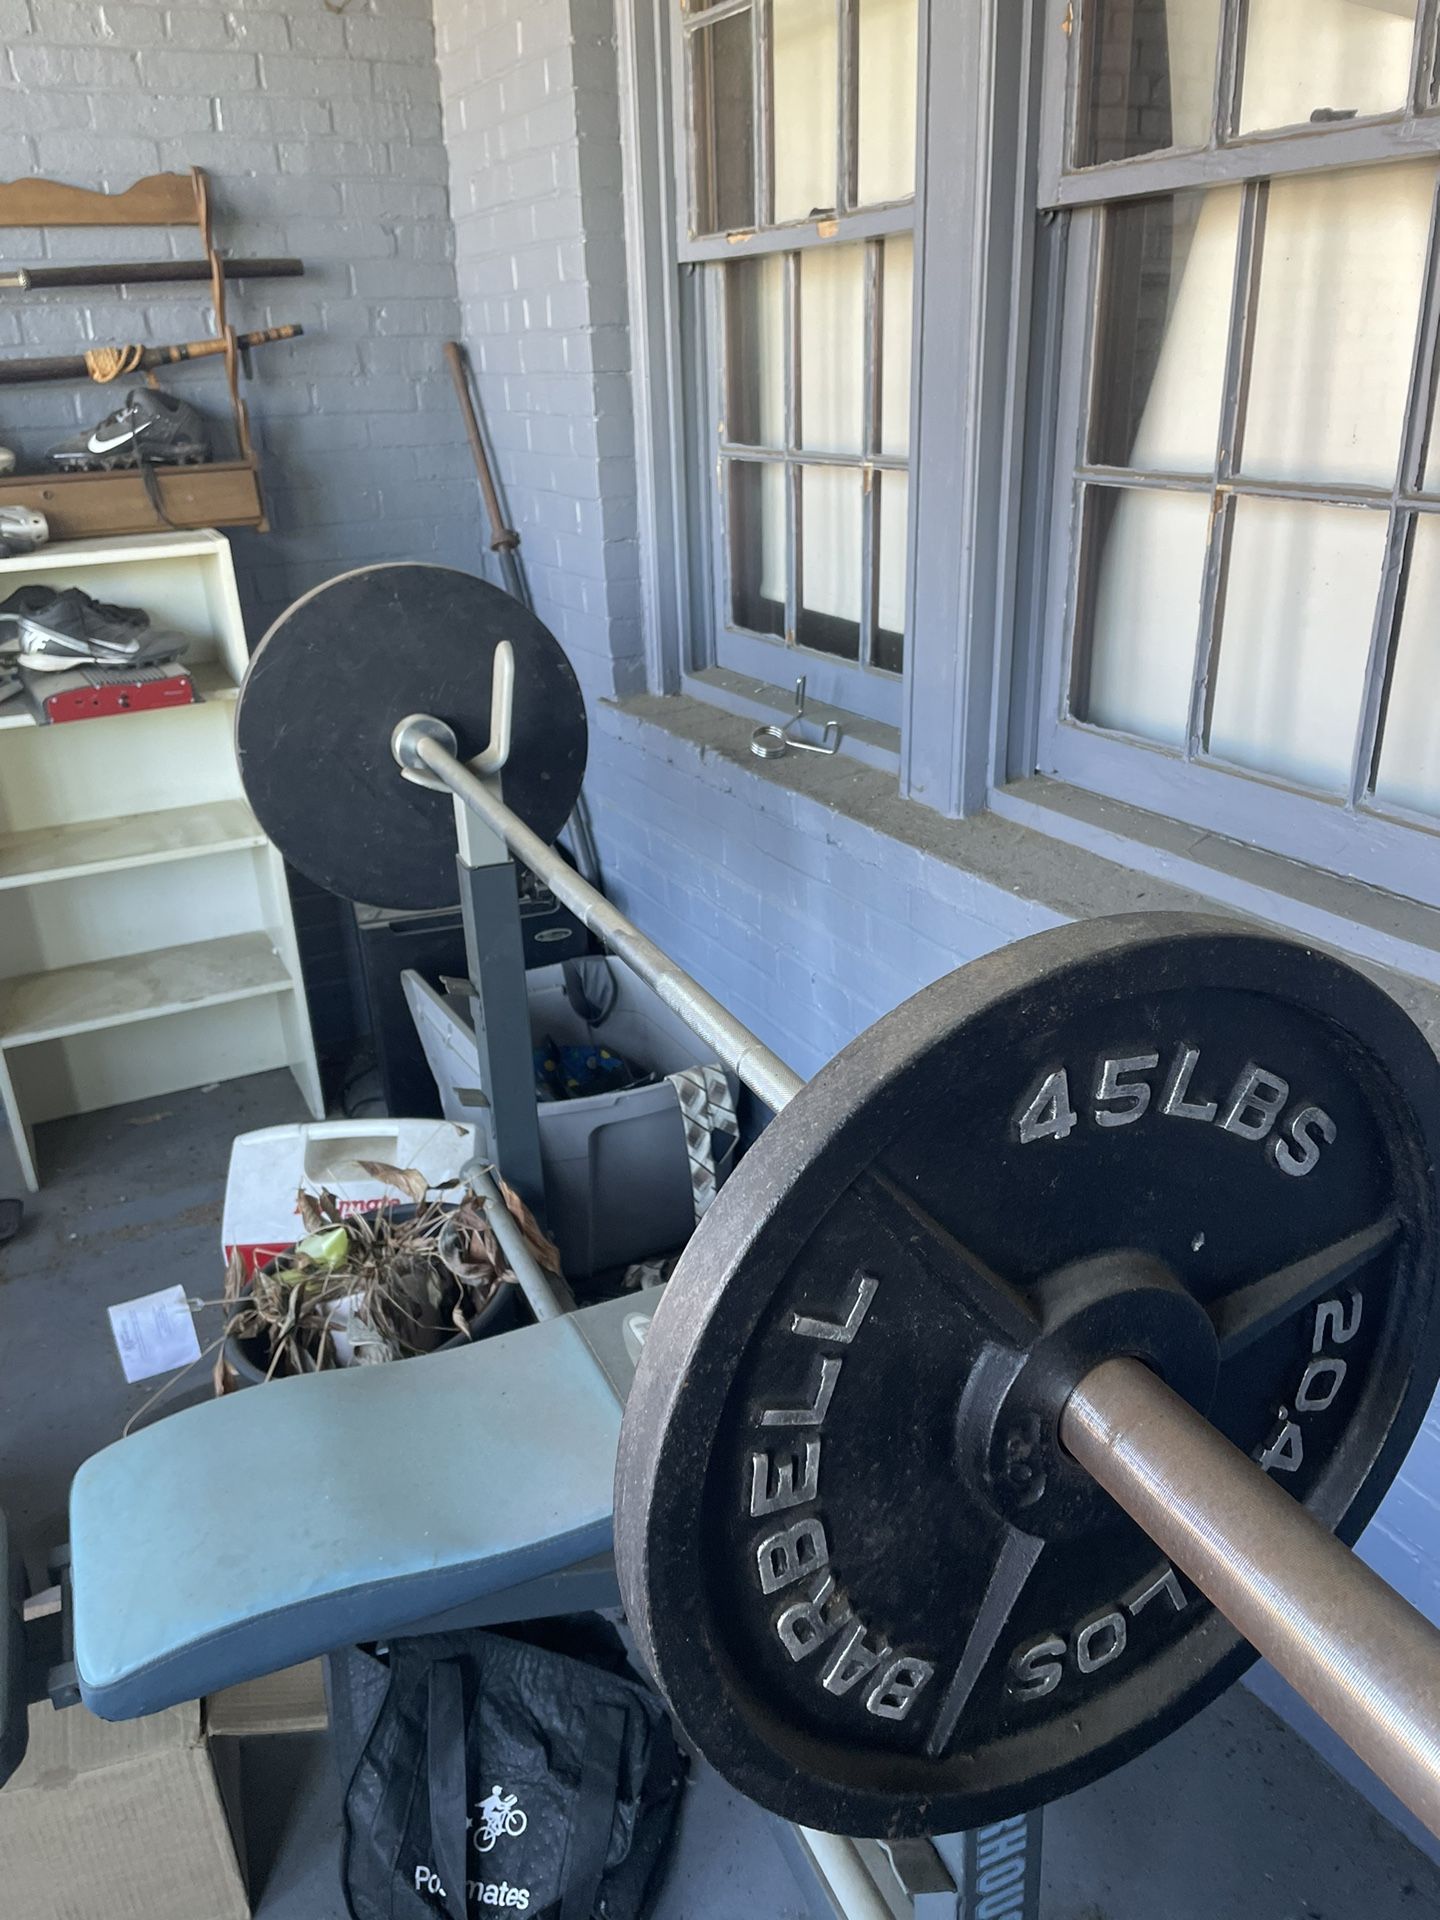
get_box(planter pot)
[223,1206,522,1388]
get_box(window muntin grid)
[1060,155,1440,827]
[717,235,913,673]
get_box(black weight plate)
[236,564,587,911]
[615,914,1440,1837]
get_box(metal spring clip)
[749,677,843,760]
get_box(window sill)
[680,667,901,776]
[989,777,1440,1017]
[605,692,1440,1047]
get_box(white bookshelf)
[0,530,322,1189]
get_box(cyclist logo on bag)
[474,1784,528,1853]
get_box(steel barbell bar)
[394,710,1440,1840]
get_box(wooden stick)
[0,324,304,387]
[0,257,304,293]
[444,340,521,560]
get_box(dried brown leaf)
[296,1188,324,1234]
[499,1178,564,1275]
[355,1161,431,1207]
[223,1245,248,1305]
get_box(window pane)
[1238,0,1418,134]
[1242,162,1431,489]
[798,466,861,658]
[1208,498,1384,793]
[880,235,913,460]
[876,469,907,673]
[729,460,787,635]
[1078,0,1221,167]
[800,245,864,454]
[1075,486,1209,746]
[1375,514,1440,817]
[774,0,838,223]
[857,0,917,205]
[693,13,754,235]
[1091,187,1238,474]
[727,255,786,447]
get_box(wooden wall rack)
[0,169,273,537]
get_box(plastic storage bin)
[404,961,737,1277]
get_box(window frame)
[1030,0,1440,905]
[618,0,1039,812]
[668,0,919,727]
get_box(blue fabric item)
[70,1312,624,1721]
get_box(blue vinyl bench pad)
[71,1307,626,1720]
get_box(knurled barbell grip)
[1061,1356,1440,1839]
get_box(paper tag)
[108,1284,202,1384]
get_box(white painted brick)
[224,10,290,54]
[160,6,233,50]
[398,220,457,263]
[98,92,213,135]
[285,216,396,259]
[369,56,440,106]
[256,51,371,99]
[285,10,347,56]
[11,41,138,87]
[214,92,331,135]
[136,46,259,91]
[350,260,458,299]
[383,139,451,180]
[1,89,95,133]
[32,129,159,176]
[340,179,450,222]
[153,132,279,172]
[345,14,434,62]
[310,373,419,413]
[29,0,160,44]
[277,136,390,176]
[333,97,441,140]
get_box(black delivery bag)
[337,1622,684,1920]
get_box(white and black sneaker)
[0,585,186,672]
[47,387,210,472]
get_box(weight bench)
[2,1291,652,1771]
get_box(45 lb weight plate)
[615,915,1440,1837]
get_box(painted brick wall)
[433,0,642,703]
[588,706,1054,1081]
[0,0,480,638]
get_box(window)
[673,0,920,726]
[1035,0,1440,902]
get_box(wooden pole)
[0,324,304,387]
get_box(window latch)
[750,677,843,761]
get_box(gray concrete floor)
[4,1074,1440,1919]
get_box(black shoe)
[0,585,162,671]
[47,387,210,472]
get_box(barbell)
[236,565,1440,1841]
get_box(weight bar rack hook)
[392,638,515,792]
